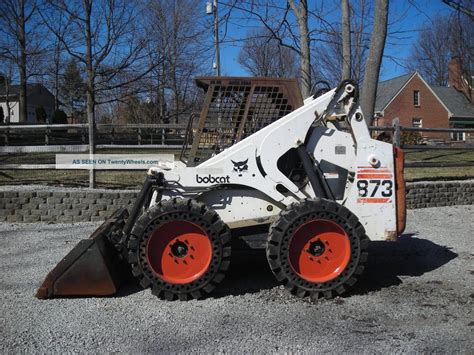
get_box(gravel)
[0,205,473,353]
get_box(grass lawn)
[404,167,474,181]
[0,148,183,188]
[0,170,146,189]
[404,149,474,181]
[404,149,474,163]
[1,148,473,188]
[0,148,183,165]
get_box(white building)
[0,84,55,124]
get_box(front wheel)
[127,198,231,301]
[266,199,368,299]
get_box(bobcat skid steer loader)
[37,79,406,301]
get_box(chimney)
[448,57,473,103]
[448,57,462,90]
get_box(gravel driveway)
[1,205,473,353]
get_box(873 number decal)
[357,179,393,198]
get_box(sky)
[211,0,456,81]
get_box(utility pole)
[208,1,221,76]
[213,0,221,76]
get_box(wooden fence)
[1,122,473,170]
[0,123,189,152]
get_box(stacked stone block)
[405,181,473,209]
[0,190,138,223]
[0,180,472,223]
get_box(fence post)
[45,127,50,145]
[161,128,165,145]
[138,128,142,145]
[393,117,401,147]
[4,127,9,146]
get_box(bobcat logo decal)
[231,159,248,177]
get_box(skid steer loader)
[36,78,406,301]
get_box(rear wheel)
[266,199,368,299]
[127,198,231,300]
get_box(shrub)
[35,106,47,123]
[401,131,423,145]
[52,109,68,124]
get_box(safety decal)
[356,167,393,203]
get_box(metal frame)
[148,82,402,241]
[185,77,303,165]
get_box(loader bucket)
[36,208,130,299]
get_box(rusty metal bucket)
[36,208,130,299]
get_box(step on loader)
[36,78,406,301]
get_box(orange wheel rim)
[146,220,212,284]
[288,219,351,283]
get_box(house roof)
[375,71,474,119]
[431,86,474,118]
[0,84,21,97]
[375,72,414,112]
[0,83,53,100]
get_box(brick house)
[373,61,474,142]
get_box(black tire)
[266,198,369,299]
[127,198,231,301]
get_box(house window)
[413,90,420,106]
[451,129,465,141]
[412,118,422,128]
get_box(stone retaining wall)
[405,180,473,209]
[0,190,138,223]
[0,180,472,223]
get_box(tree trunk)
[353,0,365,84]
[18,0,28,123]
[84,0,96,188]
[4,77,11,124]
[361,0,389,125]
[289,0,311,98]
[171,4,180,123]
[341,0,351,81]
[53,40,61,113]
[158,57,166,122]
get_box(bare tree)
[361,0,389,124]
[100,0,209,125]
[352,0,370,85]
[317,0,370,86]
[144,0,210,123]
[230,0,374,94]
[42,6,69,112]
[288,0,311,98]
[341,0,351,81]
[450,9,473,68]
[408,16,452,86]
[409,3,473,87]
[0,0,42,122]
[449,1,473,92]
[0,60,16,124]
[41,0,157,187]
[238,28,299,78]
[223,1,318,98]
